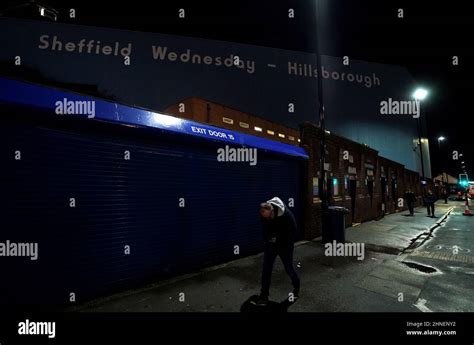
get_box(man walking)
[403,189,416,216]
[253,197,300,306]
[425,190,436,217]
[443,187,449,204]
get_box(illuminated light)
[222,117,234,124]
[254,126,263,132]
[239,122,249,128]
[288,136,295,141]
[438,136,446,141]
[37,5,58,21]
[325,130,331,134]
[267,130,275,135]
[413,88,428,100]
[152,113,183,127]
[297,139,301,143]
[278,133,286,138]
[333,178,338,186]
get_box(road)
[402,201,474,312]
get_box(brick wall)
[164,98,300,145]
[165,98,426,240]
[300,122,423,240]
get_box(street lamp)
[413,88,428,100]
[437,135,447,200]
[0,1,58,21]
[313,0,328,217]
[413,88,429,188]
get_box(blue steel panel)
[1,114,303,305]
[0,77,308,159]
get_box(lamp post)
[314,0,327,216]
[413,88,428,185]
[437,136,445,150]
[437,136,447,202]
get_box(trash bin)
[322,206,350,243]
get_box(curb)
[345,206,455,256]
[401,206,455,254]
[363,243,402,255]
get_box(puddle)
[401,261,438,274]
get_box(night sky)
[2,0,473,180]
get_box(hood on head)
[266,197,285,217]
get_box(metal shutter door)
[2,121,303,305]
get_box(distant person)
[443,187,448,204]
[253,197,300,306]
[403,189,416,216]
[425,190,436,217]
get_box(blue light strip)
[0,77,308,159]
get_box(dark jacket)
[403,191,416,203]
[425,193,436,204]
[261,197,297,248]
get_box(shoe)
[251,296,269,306]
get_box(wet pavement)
[400,201,474,312]
[72,200,473,312]
[345,202,454,254]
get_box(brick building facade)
[166,97,433,240]
[165,97,300,146]
[300,123,431,239]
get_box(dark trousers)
[408,201,415,215]
[261,242,300,298]
[427,203,435,216]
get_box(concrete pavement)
[345,201,454,255]
[400,201,474,312]
[72,200,472,312]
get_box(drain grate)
[401,261,438,274]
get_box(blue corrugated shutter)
[2,118,303,306]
